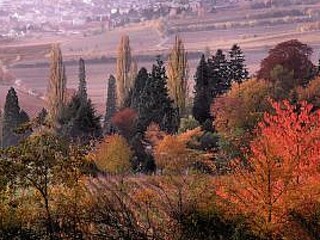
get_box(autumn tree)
[116,35,136,109]
[192,54,211,124]
[111,108,137,140]
[297,76,320,109]
[212,79,273,143]
[2,87,30,147]
[228,44,248,86]
[94,134,133,174]
[154,128,203,174]
[104,75,117,134]
[257,39,315,86]
[47,44,67,126]
[0,131,87,239]
[223,100,320,238]
[167,35,188,116]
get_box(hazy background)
[1,0,320,116]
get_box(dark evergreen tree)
[104,75,117,134]
[36,108,48,125]
[208,49,231,98]
[128,67,149,110]
[59,59,101,141]
[229,44,249,86]
[192,54,211,124]
[2,87,29,147]
[136,56,179,134]
[60,94,102,141]
[78,58,87,102]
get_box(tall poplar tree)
[47,43,67,127]
[116,35,135,109]
[167,35,188,116]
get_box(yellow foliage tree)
[95,134,133,174]
[154,128,203,174]
[212,78,273,142]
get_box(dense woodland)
[0,36,320,240]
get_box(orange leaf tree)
[223,100,320,238]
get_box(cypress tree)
[104,75,117,134]
[137,56,179,134]
[229,44,249,86]
[193,54,211,124]
[2,87,29,147]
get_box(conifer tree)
[116,35,135,109]
[2,87,29,147]
[59,58,101,141]
[137,57,179,134]
[229,44,248,86]
[104,75,117,134]
[208,49,231,98]
[47,44,67,126]
[129,67,149,110]
[78,58,87,102]
[167,35,188,116]
[193,54,211,124]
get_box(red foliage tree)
[221,100,320,238]
[257,39,315,86]
[111,108,137,138]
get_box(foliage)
[228,44,249,86]
[154,128,203,174]
[221,100,320,238]
[136,57,179,134]
[94,134,133,174]
[111,108,137,139]
[208,49,231,97]
[59,94,102,142]
[127,67,149,110]
[104,74,117,134]
[116,35,135,109]
[167,35,188,116]
[212,79,273,143]
[192,54,211,124]
[47,43,67,126]
[257,39,315,86]
[297,76,320,109]
[2,87,30,148]
[0,130,88,239]
[178,116,200,133]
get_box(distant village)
[0,0,238,39]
